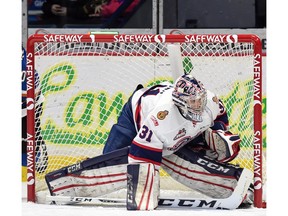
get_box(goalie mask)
[172,75,207,120]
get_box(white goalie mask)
[172,75,207,120]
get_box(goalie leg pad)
[162,146,251,200]
[127,163,159,210]
[204,128,241,163]
[45,147,129,197]
[47,164,128,197]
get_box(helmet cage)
[172,75,207,118]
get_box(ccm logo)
[197,158,230,173]
[67,163,81,173]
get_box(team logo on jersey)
[157,110,169,120]
[167,136,192,152]
[212,96,219,104]
[173,128,186,140]
[150,115,159,126]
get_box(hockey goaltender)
[45,74,254,210]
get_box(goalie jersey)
[128,82,222,170]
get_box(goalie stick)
[46,195,240,209]
[46,196,126,206]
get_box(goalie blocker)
[45,146,253,210]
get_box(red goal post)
[26,33,264,207]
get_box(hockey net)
[26,33,265,207]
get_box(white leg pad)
[48,164,127,197]
[162,153,253,203]
[127,163,159,210]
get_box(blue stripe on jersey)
[129,141,162,165]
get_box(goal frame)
[26,33,264,207]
